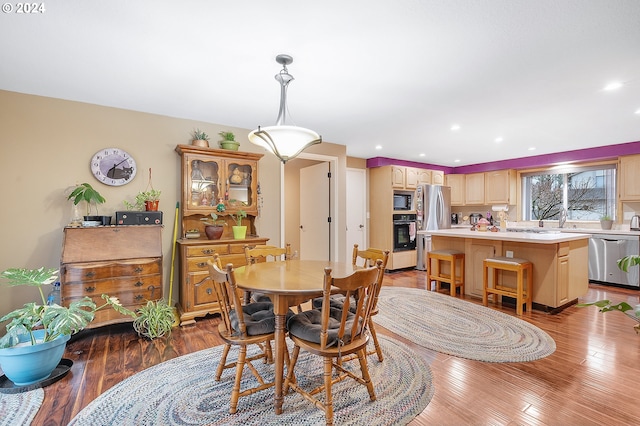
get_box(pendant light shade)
[248,54,321,163]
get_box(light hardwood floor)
[32,270,640,425]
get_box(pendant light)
[248,54,322,163]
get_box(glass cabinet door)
[187,157,220,210]
[225,160,256,209]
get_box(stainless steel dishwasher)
[589,234,640,287]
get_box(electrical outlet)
[506,250,514,258]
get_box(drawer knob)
[197,262,206,268]
[202,249,214,255]
[206,288,213,295]
[148,285,158,299]
[85,271,96,278]
[85,286,95,293]
[134,294,144,301]
[134,267,143,273]
[134,281,143,287]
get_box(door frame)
[281,152,340,261]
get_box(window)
[521,165,616,221]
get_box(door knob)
[359,224,364,228]
[300,225,304,229]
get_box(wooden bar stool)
[426,249,465,297]
[483,257,532,315]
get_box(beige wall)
[0,90,348,318]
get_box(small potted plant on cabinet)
[0,267,135,386]
[201,212,226,240]
[232,210,247,239]
[219,131,240,151]
[67,182,111,226]
[600,215,614,230]
[191,129,210,148]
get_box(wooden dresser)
[176,236,268,326]
[60,225,163,328]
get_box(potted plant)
[600,214,613,230]
[191,129,210,148]
[132,299,175,339]
[219,131,240,151]
[0,267,135,386]
[67,183,111,225]
[232,209,247,239]
[578,254,640,333]
[200,212,226,240]
[123,189,162,211]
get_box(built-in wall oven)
[393,213,417,252]
[589,234,640,287]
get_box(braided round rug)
[0,388,43,426]
[375,287,555,362]
[69,335,433,426]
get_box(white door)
[300,162,330,260]
[346,168,366,262]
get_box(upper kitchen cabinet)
[175,145,262,217]
[619,154,640,201]
[484,169,516,204]
[464,173,485,205]
[445,174,465,206]
[391,165,438,189]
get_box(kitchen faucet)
[558,208,567,228]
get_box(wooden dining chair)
[352,244,390,362]
[284,260,384,426]
[206,256,278,414]
[243,244,292,304]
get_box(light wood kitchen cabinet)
[431,170,444,185]
[60,226,163,328]
[445,174,465,206]
[391,166,405,188]
[392,166,432,189]
[619,154,640,200]
[175,145,268,325]
[464,239,501,297]
[485,169,516,204]
[464,173,485,205]
[176,237,268,325]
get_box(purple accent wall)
[366,140,640,173]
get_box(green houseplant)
[599,214,613,230]
[218,131,240,151]
[200,212,226,240]
[191,128,210,148]
[0,267,135,385]
[578,254,640,333]
[132,299,175,339]
[123,189,162,211]
[67,183,110,225]
[232,210,247,239]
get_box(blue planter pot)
[0,330,70,386]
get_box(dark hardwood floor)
[32,270,640,425]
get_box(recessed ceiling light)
[450,124,460,131]
[454,159,460,163]
[495,137,503,143]
[375,145,382,150]
[419,153,426,157]
[528,147,536,151]
[635,108,640,115]
[603,81,623,91]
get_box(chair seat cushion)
[230,302,275,336]
[250,292,272,303]
[311,294,357,313]
[287,307,358,347]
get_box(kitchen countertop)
[419,227,591,244]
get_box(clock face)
[90,148,137,186]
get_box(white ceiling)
[2,0,639,166]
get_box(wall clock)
[90,148,137,186]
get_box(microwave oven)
[393,193,412,210]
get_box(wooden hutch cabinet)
[175,145,268,326]
[60,226,163,328]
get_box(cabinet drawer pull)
[148,285,158,299]
[134,281,143,287]
[134,267,143,273]
[85,286,95,293]
[134,294,144,301]
[84,271,96,278]
[202,249,215,255]
[196,262,206,268]
[206,288,213,295]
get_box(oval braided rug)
[375,287,555,362]
[69,335,433,426]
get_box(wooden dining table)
[234,259,359,415]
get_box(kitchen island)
[421,228,591,311]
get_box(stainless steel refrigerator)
[415,184,451,270]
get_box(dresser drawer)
[185,245,229,258]
[62,259,162,284]
[63,274,162,300]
